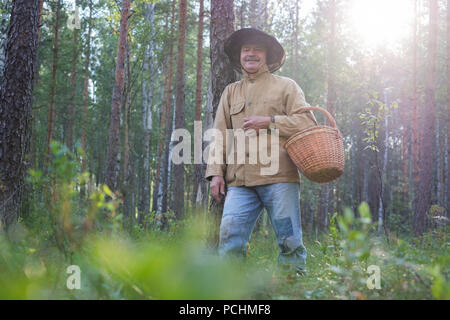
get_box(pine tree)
[0,0,40,228]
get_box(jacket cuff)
[205,166,225,181]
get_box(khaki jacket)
[205,64,318,187]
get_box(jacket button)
[248,102,252,107]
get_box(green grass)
[0,211,448,300]
[246,224,449,300]
[1,143,447,300]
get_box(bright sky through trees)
[349,0,413,49]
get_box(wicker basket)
[284,106,344,183]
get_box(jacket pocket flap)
[230,102,245,115]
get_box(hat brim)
[224,28,286,73]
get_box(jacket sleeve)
[272,80,318,138]
[205,85,231,181]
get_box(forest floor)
[247,228,448,300]
[0,207,448,300]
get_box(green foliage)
[248,203,449,300]
[0,145,268,299]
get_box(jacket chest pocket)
[230,101,245,128]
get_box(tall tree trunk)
[0,0,40,229]
[412,0,420,184]
[205,0,236,248]
[139,3,155,219]
[238,0,246,29]
[66,14,79,152]
[81,0,92,197]
[151,60,168,215]
[400,86,409,203]
[45,0,61,168]
[159,0,177,217]
[173,0,188,219]
[249,0,262,29]
[36,0,44,45]
[378,89,390,234]
[193,0,205,208]
[414,0,438,236]
[436,119,442,205]
[29,0,44,171]
[104,0,131,191]
[319,0,337,232]
[122,40,132,223]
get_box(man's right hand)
[210,176,226,204]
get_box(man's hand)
[210,176,226,204]
[243,116,271,133]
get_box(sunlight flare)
[349,0,413,48]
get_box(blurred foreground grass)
[0,209,448,300]
[0,219,270,299]
[0,143,448,300]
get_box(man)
[205,28,317,275]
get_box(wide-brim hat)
[224,28,286,73]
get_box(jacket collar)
[241,64,270,82]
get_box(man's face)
[240,43,267,74]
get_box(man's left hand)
[243,116,271,134]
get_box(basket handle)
[298,106,337,129]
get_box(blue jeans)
[218,182,306,271]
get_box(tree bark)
[139,3,155,219]
[81,0,92,197]
[122,40,132,223]
[193,0,205,208]
[412,0,420,184]
[205,0,236,248]
[66,18,79,152]
[0,0,40,229]
[173,0,188,219]
[414,0,438,236]
[159,0,177,218]
[45,0,61,169]
[104,0,131,192]
[319,0,337,232]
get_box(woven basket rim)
[284,125,342,149]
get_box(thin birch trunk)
[139,3,155,219]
